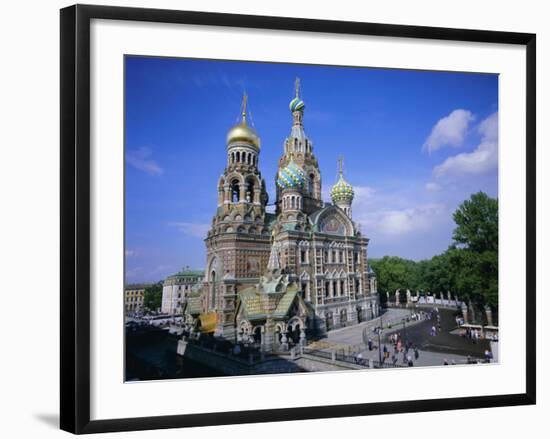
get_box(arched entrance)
[340,309,347,327]
[356,306,363,323]
[253,326,262,344]
[325,312,333,331]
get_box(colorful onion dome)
[277,160,306,189]
[289,97,305,113]
[331,174,354,203]
[226,123,260,150]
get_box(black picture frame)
[60,4,536,434]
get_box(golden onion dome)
[226,122,260,150]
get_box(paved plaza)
[315,307,493,368]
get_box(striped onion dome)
[289,97,305,112]
[331,175,354,203]
[277,160,306,189]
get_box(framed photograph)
[60,4,536,434]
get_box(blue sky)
[125,56,498,283]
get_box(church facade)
[183,80,379,348]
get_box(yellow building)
[125,284,147,313]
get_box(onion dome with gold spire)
[277,159,306,189]
[330,157,354,203]
[226,93,260,150]
[289,77,305,113]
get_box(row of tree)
[143,282,163,311]
[370,192,498,309]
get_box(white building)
[161,269,204,314]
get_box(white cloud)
[125,249,138,257]
[357,203,447,237]
[433,112,498,178]
[126,147,163,176]
[171,222,210,238]
[423,109,474,153]
[425,182,441,192]
[350,185,447,238]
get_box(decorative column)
[299,328,306,346]
[485,305,494,327]
[253,188,261,204]
[461,302,469,324]
[280,330,289,351]
[468,301,476,324]
[223,183,231,204]
[239,183,247,203]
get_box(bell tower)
[203,93,271,339]
[275,78,322,216]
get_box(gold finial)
[295,77,301,98]
[241,92,248,124]
[338,155,344,177]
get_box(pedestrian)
[407,355,413,367]
[414,347,419,360]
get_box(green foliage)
[371,192,498,308]
[370,256,419,300]
[143,282,163,312]
[453,191,498,253]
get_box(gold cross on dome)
[241,92,248,123]
[295,77,301,98]
[338,155,344,176]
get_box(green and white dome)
[277,160,306,190]
[289,97,305,112]
[331,175,354,203]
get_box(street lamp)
[376,314,383,365]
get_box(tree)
[143,282,163,312]
[450,192,498,308]
[370,192,498,310]
[370,256,419,298]
[453,191,498,253]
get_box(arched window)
[231,179,240,203]
[309,173,315,195]
[246,179,255,203]
[291,196,295,209]
[252,155,256,166]
[210,271,216,309]
[236,151,240,163]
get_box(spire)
[338,155,344,178]
[240,92,248,124]
[289,78,305,114]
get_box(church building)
[183,80,379,348]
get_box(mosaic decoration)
[330,175,355,203]
[319,215,346,235]
[277,160,306,189]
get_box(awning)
[198,312,217,333]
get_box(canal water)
[125,326,225,381]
